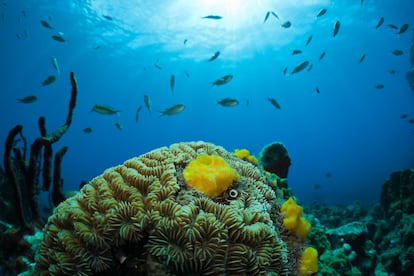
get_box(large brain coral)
[36,141,306,275]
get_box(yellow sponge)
[183,155,240,197]
[281,197,311,239]
[299,247,318,276]
[234,148,258,165]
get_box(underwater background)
[1,0,414,210]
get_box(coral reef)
[306,169,414,275]
[36,141,309,275]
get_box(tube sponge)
[299,247,318,276]
[183,154,240,197]
[280,197,311,239]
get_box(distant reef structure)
[0,72,77,274]
[306,168,414,275]
[35,141,317,275]
[407,29,414,92]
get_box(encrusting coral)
[35,141,310,275]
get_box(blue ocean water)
[1,0,413,208]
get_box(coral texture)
[35,141,306,275]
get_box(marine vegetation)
[35,141,315,275]
[0,72,78,274]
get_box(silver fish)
[267,98,281,109]
[291,61,309,74]
[115,122,123,130]
[159,104,185,116]
[212,74,233,86]
[51,56,60,75]
[135,105,142,124]
[281,21,291,28]
[397,23,409,34]
[202,15,222,20]
[376,17,384,28]
[305,35,313,46]
[208,51,220,62]
[170,74,175,93]
[217,98,239,107]
[91,104,120,115]
[18,95,37,103]
[144,94,151,115]
[41,75,56,86]
[40,20,53,29]
[333,21,340,37]
[359,53,366,63]
[264,11,270,23]
[316,9,327,17]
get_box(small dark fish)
[281,21,291,28]
[333,20,340,37]
[292,49,302,55]
[319,51,326,61]
[246,99,249,107]
[375,84,384,89]
[82,127,93,133]
[115,122,123,130]
[408,119,414,124]
[316,8,327,17]
[159,104,185,116]
[41,75,56,86]
[263,11,270,23]
[102,15,113,21]
[305,35,313,46]
[271,12,279,20]
[397,23,409,34]
[91,104,120,115]
[18,95,37,103]
[208,51,220,62]
[170,74,175,93]
[283,67,288,75]
[325,172,332,177]
[183,39,187,45]
[291,61,309,74]
[389,69,396,74]
[359,53,366,63]
[387,24,398,30]
[376,17,384,28]
[40,20,53,29]
[400,114,408,119]
[391,49,404,56]
[202,15,222,20]
[135,105,142,124]
[307,64,313,72]
[185,71,190,78]
[211,74,233,86]
[154,64,162,70]
[315,86,320,93]
[217,98,239,107]
[51,34,65,42]
[144,94,151,115]
[93,45,101,50]
[267,97,281,109]
[314,183,321,190]
[361,0,364,4]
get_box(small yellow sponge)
[183,155,240,197]
[299,247,318,276]
[234,148,258,165]
[281,197,311,239]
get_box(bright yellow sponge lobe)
[281,197,311,239]
[299,247,318,276]
[183,155,240,197]
[234,148,258,165]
